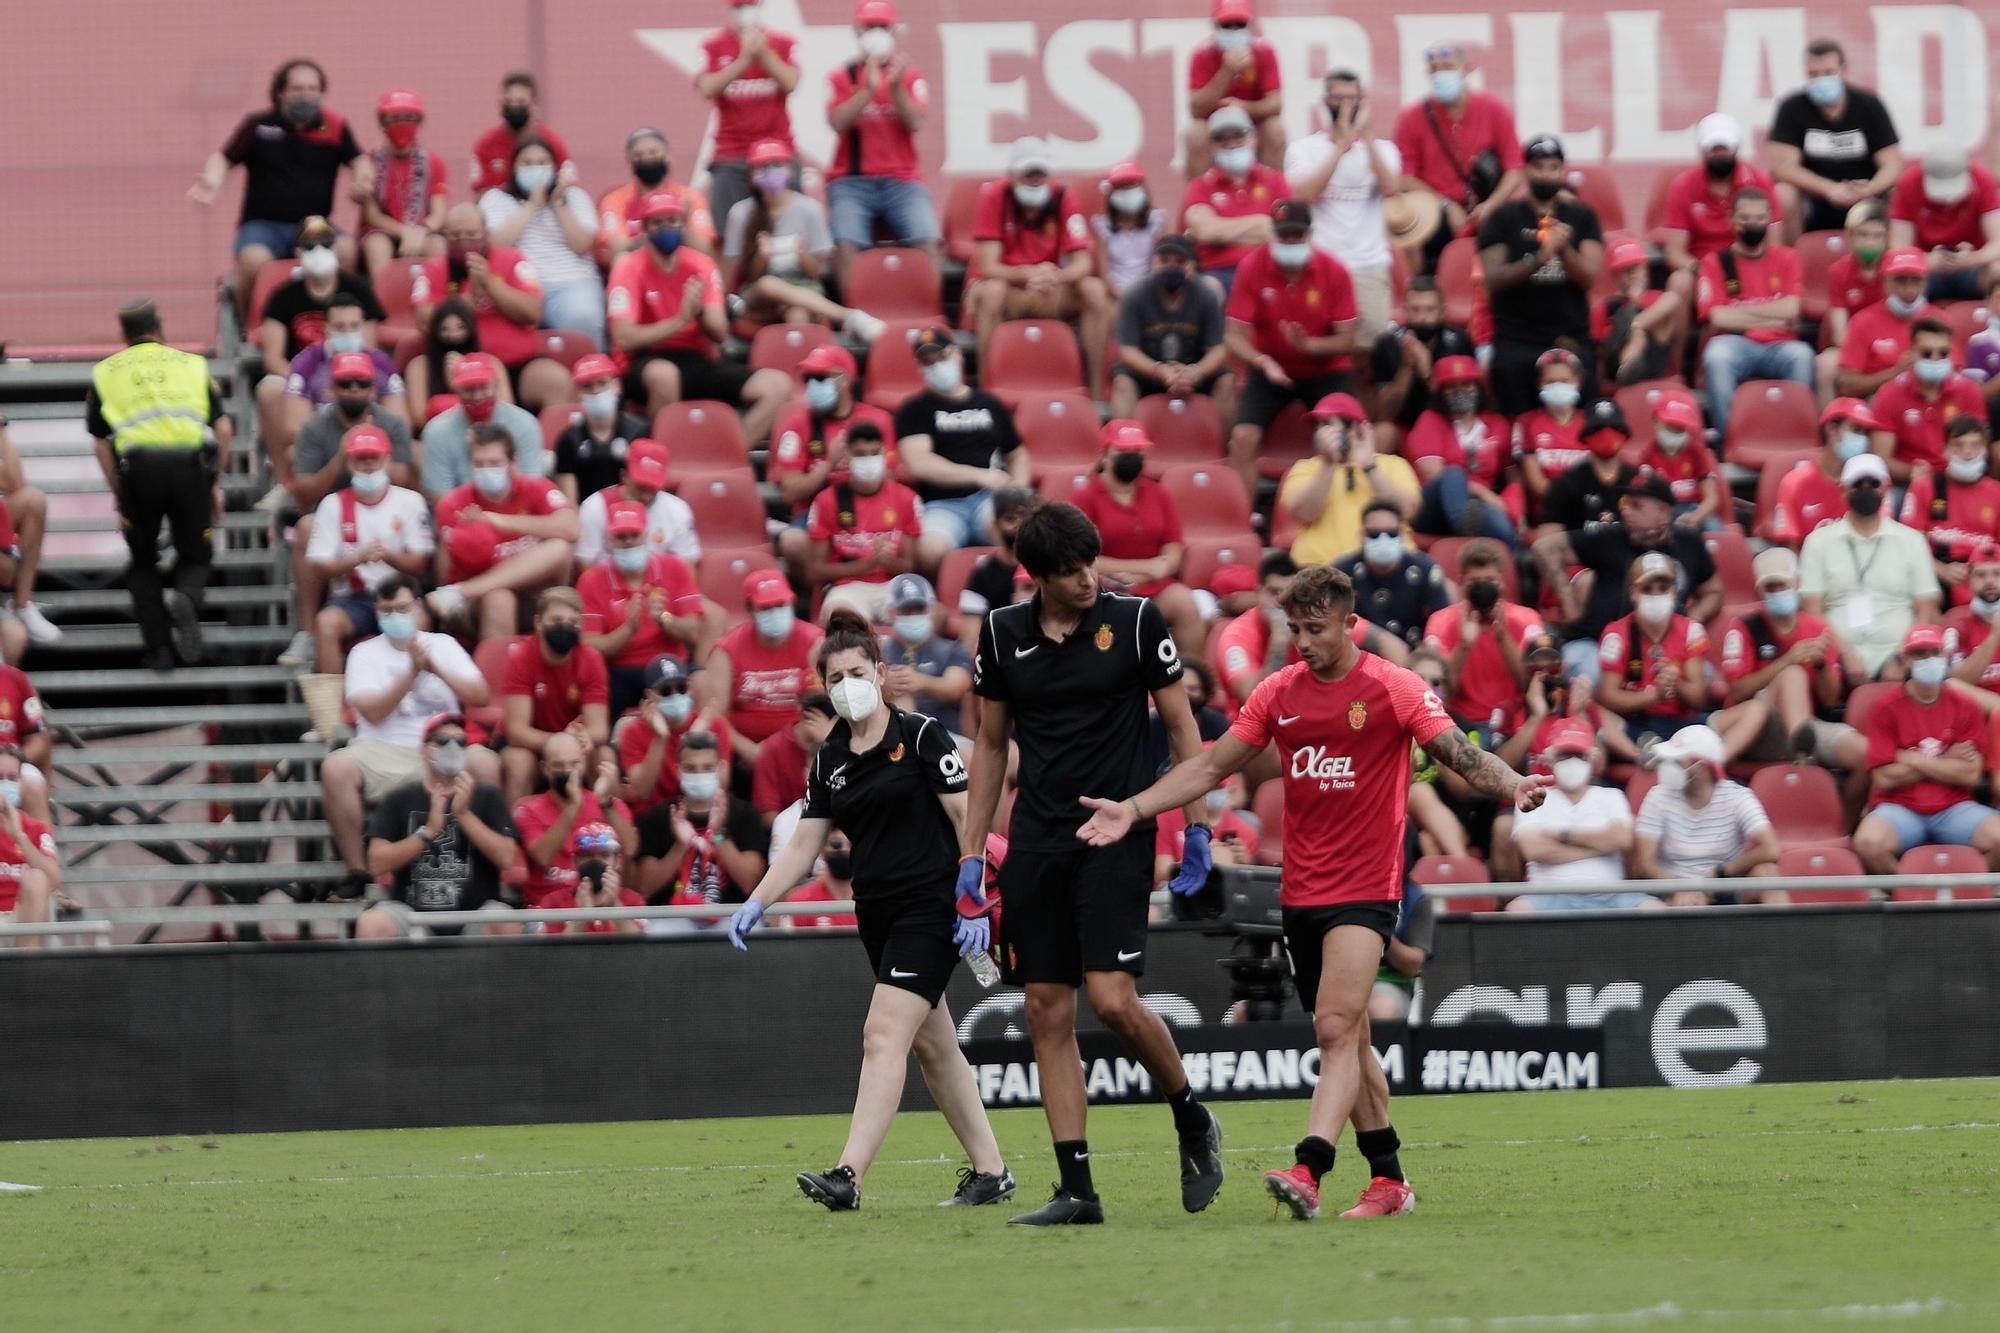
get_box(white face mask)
[893,613,931,644]
[1363,533,1402,569]
[299,245,338,280]
[858,26,895,60]
[326,330,365,356]
[660,693,695,725]
[473,466,512,498]
[830,674,882,723]
[847,453,887,487]
[582,388,620,423]
[1012,182,1051,210]
[1540,382,1580,411]
[1215,145,1255,176]
[1656,427,1689,455]
[1948,455,1988,483]
[753,606,795,640]
[430,744,467,779]
[921,357,963,394]
[1636,593,1675,626]
[1269,240,1312,268]
[680,771,720,803]
[515,164,555,194]
[1552,757,1593,793]
[1909,656,1949,688]
[1974,594,2000,618]
[1215,28,1252,54]
[1655,759,1691,794]
[1109,187,1147,214]
[349,468,389,500]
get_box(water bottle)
[967,948,1001,988]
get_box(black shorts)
[996,835,1153,987]
[624,351,755,407]
[1111,367,1226,399]
[1283,901,1398,1015]
[857,895,959,1006]
[1236,368,1355,432]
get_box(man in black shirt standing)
[357,713,518,937]
[1768,38,1903,238]
[892,327,1033,567]
[1476,135,1604,415]
[965,503,1223,1225]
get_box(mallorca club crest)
[888,743,905,763]
[1094,623,1114,652]
[1348,699,1368,731]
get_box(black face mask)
[578,860,609,891]
[1467,581,1501,612]
[336,395,372,421]
[501,104,531,131]
[1156,267,1187,294]
[1528,177,1562,202]
[1110,452,1145,483]
[542,623,580,655]
[822,850,852,880]
[1704,155,1737,179]
[550,771,572,798]
[1848,489,1884,517]
[633,159,669,187]
[1736,224,1769,249]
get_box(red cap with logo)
[1546,722,1596,756]
[1971,541,2000,568]
[450,357,495,390]
[330,351,376,383]
[1105,160,1145,188]
[1099,419,1153,452]
[344,425,392,459]
[626,439,670,490]
[1821,397,1883,431]
[1212,0,1253,21]
[607,501,649,537]
[377,88,425,117]
[855,0,898,24]
[640,191,687,222]
[1432,355,1482,388]
[1882,247,1928,278]
[570,353,619,386]
[797,344,857,379]
[748,138,792,169]
[1653,391,1703,432]
[1309,392,1366,422]
[1903,624,1946,654]
[745,569,793,610]
[1607,237,1649,272]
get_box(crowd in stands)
[16,11,1996,940]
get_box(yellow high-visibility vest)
[91,341,211,452]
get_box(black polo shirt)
[803,706,966,905]
[554,412,651,502]
[1542,458,1637,532]
[1335,550,1453,650]
[1477,198,1603,347]
[220,108,364,226]
[974,591,1182,851]
[1567,521,1716,642]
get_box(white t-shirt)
[478,186,601,290]
[1513,785,1632,886]
[344,631,482,751]
[1635,781,1771,879]
[306,485,435,595]
[574,487,701,567]
[1284,133,1401,273]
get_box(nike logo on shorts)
[1014,645,1040,657]
[890,968,919,978]
[1117,949,1143,962]
[1278,714,1302,725]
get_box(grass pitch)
[7,1079,1998,1332]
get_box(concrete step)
[52,742,327,768]
[36,473,264,498]
[60,819,330,846]
[38,584,292,614]
[47,623,292,654]
[55,781,323,809]
[47,510,275,534]
[33,664,297,693]
[42,547,279,575]
[61,861,348,888]
[49,703,309,732]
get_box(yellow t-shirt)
[1279,453,1418,566]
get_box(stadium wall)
[3,905,1995,1140]
[2,2,1989,348]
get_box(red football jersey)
[1865,687,1989,815]
[1181,165,1290,272]
[471,123,571,196]
[1890,162,2000,251]
[718,619,824,742]
[1838,301,1916,376]
[1719,611,1839,685]
[700,29,799,158]
[1696,244,1804,344]
[1825,253,1883,317]
[971,180,1091,274]
[1635,438,1721,505]
[1224,245,1358,379]
[1899,474,2000,566]
[806,480,923,583]
[577,555,704,667]
[1392,91,1522,204]
[1422,602,1545,728]
[0,666,47,747]
[502,637,610,735]
[1228,655,1453,906]
[414,246,541,367]
[1769,460,1846,547]
[1404,409,1512,491]
[1156,806,1259,865]
[615,712,735,814]
[605,248,727,365]
[1661,162,1782,260]
[1073,477,1185,597]
[824,62,927,181]
[1873,373,1987,472]
[787,878,859,930]
[436,474,569,576]
[1513,408,1589,483]
[1599,613,1708,718]
[1187,39,1281,103]
[512,791,631,906]
[539,884,646,934]
[0,813,54,913]
[767,402,899,514]
[1944,608,2000,690]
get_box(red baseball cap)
[626,439,670,490]
[422,712,466,742]
[1882,247,1928,278]
[1546,722,1596,756]
[797,344,857,379]
[1821,397,1883,431]
[1653,391,1703,432]
[1099,419,1152,452]
[570,353,619,386]
[1904,624,1946,654]
[343,425,391,459]
[1971,541,2000,568]
[1212,0,1253,21]
[640,191,687,222]
[855,0,897,24]
[377,88,424,117]
[1432,355,1482,388]
[450,357,495,390]
[1309,392,1366,422]
[1209,563,1258,598]
[1105,160,1145,188]
[748,138,792,169]
[1607,237,1649,272]
[745,569,793,610]
[607,500,649,537]
[330,351,376,383]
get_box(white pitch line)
[992,1296,1974,1332]
[0,1181,43,1193]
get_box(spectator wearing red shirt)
[595,128,718,265]
[1636,389,1724,531]
[967,138,1115,395]
[709,570,825,768]
[1181,106,1291,290]
[1853,624,2000,873]
[500,588,613,803]
[412,204,574,415]
[1889,145,2000,303]
[1660,114,1784,269]
[1770,398,1880,547]
[1421,538,1541,731]
[1222,199,1358,487]
[358,88,448,279]
[579,500,710,716]
[1185,0,1284,176]
[616,656,736,814]
[768,345,897,520]
[470,71,572,197]
[750,692,837,827]
[429,427,578,642]
[632,730,769,907]
[1391,42,1526,269]
[1719,546,1856,740]
[1870,317,1986,482]
[1597,552,1771,759]
[805,422,923,620]
[1405,356,1514,541]
[1899,416,2000,604]
[1073,420,1203,656]
[0,664,50,789]
[1837,247,1932,399]
[1945,543,2000,700]
[696,6,801,233]
[1816,200,1889,402]
[1209,551,1302,710]
[825,1,938,274]
[537,823,647,935]
[786,832,862,930]
[1514,348,1588,519]
[1154,782,1259,886]
[1597,236,1685,387]
[511,732,638,907]
[0,744,58,947]
[606,191,792,436]
[1696,189,1812,435]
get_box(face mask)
[1156,267,1187,294]
[1012,183,1051,211]
[650,227,683,258]
[1269,240,1312,268]
[1848,489,1883,517]
[541,623,580,655]
[1736,223,1769,249]
[1806,74,1844,106]
[1203,788,1233,814]
[462,396,496,425]
[430,743,467,779]
[515,164,555,194]
[1528,177,1562,203]
[1637,593,1676,625]
[1553,757,1593,793]
[894,613,932,645]
[847,454,887,487]
[753,166,790,194]
[1910,656,1949,688]
[830,675,882,723]
[1363,533,1402,568]
[0,779,23,808]
[1655,759,1691,794]
[1915,357,1952,386]
[1215,28,1252,53]
[922,358,963,394]
[1110,452,1145,483]
[473,465,511,497]
[633,159,669,187]
[1430,69,1464,102]
[1929,178,1971,206]
[1540,382,1580,411]
[612,545,649,574]
[1948,455,1987,483]
[1587,431,1623,460]
[1762,589,1800,618]
[1216,146,1256,176]
[660,693,694,725]
[1855,243,1884,266]
[500,104,531,130]
[1835,430,1869,461]
[300,246,338,280]
[350,469,390,500]
[731,4,760,29]
[383,121,419,151]
[804,378,840,414]
[1704,155,1737,180]
[582,388,620,423]
[326,330,365,356]
[1467,581,1501,612]
[1973,594,2000,618]
[1109,188,1147,215]
[1656,427,1689,456]
[1444,388,1480,416]
[822,850,853,880]
[858,27,896,60]
[1887,293,1926,318]
[284,95,320,125]
[379,609,416,642]
[754,606,795,640]
[681,771,720,803]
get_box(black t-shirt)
[1542,458,1637,533]
[366,780,517,911]
[892,389,1021,502]
[636,797,768,902]
[1335,550,1453,649]
[221,109,364,226]
[1115,276,1225,367]
[554,413,651,501]
[961,552,1020,616]
[974,591,1183,850]
[803,706,965,905]
[1477,200,1603,346]
[1370,322,1476,429]
[262,272,385,360]
[1567,521,1716,642]
[1769,87,1899,187]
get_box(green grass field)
[7,1079,1998,1331]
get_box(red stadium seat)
[652,401,749,472]
[1640,163,1683,240]
[371,257,426,347]
[1892,845,1995,899]
[1162,462,1253,538]
[1134,394,1226,471]
[985,320,1085,405]
[1751,450,1818,543]
[1258,403,1316,482]
[539,404,582,455]
[1612,378,1687,458]
[1724,380,1819,469]
[391,330,426,374]
[1179,534,1265,591]
[942,179,987,264]
[1425,536,1520,602]
[533,330,593,370]
[673,464,759,500]
[861,318,934,410]
[749,324,838,382]
[1269,495,1299,551]
[1252,778,1284,864]
[844,247,942,319]
[1038,466,1097,502]
[1843,680,1898,735]
[1013,393,1103,474]
[936,545,997,617]
[1562,164,1625,230]
[1749,765,1849,850]
[1774,846,1872,903]
[676,472,768,548]
[1410,853,1496,914]
[246,259,301,330]
[1625,767,1659,815]
[1436,237,1481,329]
[469,635,524,735]
[1795,231,1848,322]
[700,546,784,627]
[1941,301,1987,360]
[1702,527,1761,622]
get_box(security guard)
[86,300,230,670]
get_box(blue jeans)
[828,177,939,249]
[1701,335,1814,435]
[1925,269,1985,303]
[1561,637,1604,685]
[1415,468,1514,541]
[235,219,302,257]
[920,491,995,548]
[541,281,606,350]
[1864,799,2000,855]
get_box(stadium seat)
[1843,680,1898,735]
[1702,528,1761,622]
[749,324,838,382]
[1774,846,1872,903]
[246,258,301,330]
[673,464,759,501]
[533,331,593,370]
[652,401,749,472]
[1724,380,1818,469]
[844,247,942,320]
[1750,450,1818,542]
[1268,495,1299,551]
[1436,237,1480,328]
[936,545,996,617]
[1180,534,1265,591]
[676,473,768,548]
[1252,778,1284,864]
[1941,301,1987,360]
[1013,393,1103,474]
[1640,163,1682,239]
[985,320,1085,405]
[1892,844,1995,899]
[371,257,426,346]
[470,635,524,734]
[1133,394,1225,471]
[1562,164,1625,230]
[1257,403,1316,481]
[1612,378,1687,459]
[942,179,987,264]
[1410,853,1495,914]
[1625,768,1658,814]
[1038,466,1097,501]
[1426,536,1520,602]
[391,330,426,374]
[539,403,582,454]
[1795,231,1848,322]
[861,318,933,410]
[1750,765,1849,850]
[700,546,784,626]
[1162,462,1253,538]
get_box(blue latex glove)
[726,899,766,951]
[1167,824,1213,896]
[955,855,987,909]
[953,913,991,958]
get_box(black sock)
[1295,1135,1336,1184]
[1166,1085,1208,1138]
[1055,1140,1096,1199]
[1355,1126,1404,1183]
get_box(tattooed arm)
[1422,725,1551,811]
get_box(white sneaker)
[844,310,888,343]
[277,630,314,669]
[426,584,467,624]
[14,603,62,647]
[253,484,292,514]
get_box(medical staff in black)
[727,610,1012,1213]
